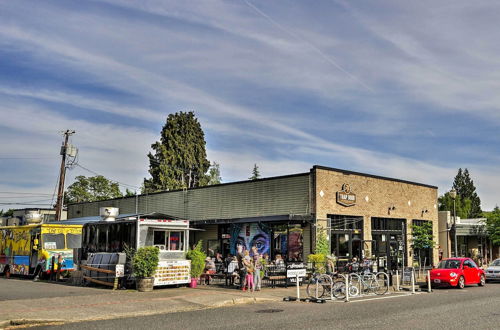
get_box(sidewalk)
[0,283,285,328]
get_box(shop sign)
[287,268,306,278]
[336,184,356,207]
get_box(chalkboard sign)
[402,267,415,283]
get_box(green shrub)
[308,253,326,273]
[132,246,160,278]
[186,240,206,278]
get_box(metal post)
[427,270,432,293]
[453,199,458,257]
[345,275,350,302]
[411,269,415,294]
[395,270,400,291]
[315,279,319,299]
[296,274,300,301]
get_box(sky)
[0,0,498,211]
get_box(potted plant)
[186,240,206,288]
[132,246,159,292]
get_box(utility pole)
[55,130,75,221]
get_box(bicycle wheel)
[332,280,346,299]
[306,279,325,298]
[374,274,388,295]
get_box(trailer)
[80,208,193,287]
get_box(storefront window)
[329,215,363,259]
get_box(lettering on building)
[336,183,356,207]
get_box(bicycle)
[306,272,334,298]
[332,272,387,299]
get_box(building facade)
[438,211,498,264]
[68,166,439,271]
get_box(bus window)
[67,233,82,249]
[42,234,65,250]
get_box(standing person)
[243,254,255,292]
[253,252,263,291]
[237,245,247,290]
[227,256,239,286]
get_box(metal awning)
[145,226,205,231]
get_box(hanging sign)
[336,184,356,207]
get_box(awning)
[145,226,205,231]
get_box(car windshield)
[437,260,461,269]
[491,260,500,267]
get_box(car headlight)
[450,272,458,278]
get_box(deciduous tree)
[65,175,122,203]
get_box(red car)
[429,258,485,289]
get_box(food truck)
[80,208,192,287]
[0,217,82,277]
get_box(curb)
[0,319,65,329]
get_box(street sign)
[287,268,306,278]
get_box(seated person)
[203,257,216,284]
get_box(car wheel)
[458,276,465,289]
[478,275,485,286]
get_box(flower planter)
[189,278,198,288]
[136,277,154,292]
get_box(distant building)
[438,211,497,264]
[0,208,67,226]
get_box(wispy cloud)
[0,0,498,210]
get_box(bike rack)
[314,273,334,302]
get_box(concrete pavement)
[0,276,421,329]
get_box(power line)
[0,191,53,196]
[75,163,141,190]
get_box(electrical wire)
[74,163,141,190]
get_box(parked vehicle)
[0,223,82,278]
[429,258,485,289]
[79,208,194,288]
[485,259,500,282]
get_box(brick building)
[68,166,439,271]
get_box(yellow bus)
[0,224,82,277]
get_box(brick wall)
[314,167,439,266]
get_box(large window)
[42,234,65,250]
[153,230,184,251]
[329,215,363,259]
[67,233,82,249]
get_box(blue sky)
[0,0,498,211]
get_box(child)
[243,255,255,292]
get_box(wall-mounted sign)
[336,183,356,207]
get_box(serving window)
[153,230,184,251]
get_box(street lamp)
[449,189,458,257]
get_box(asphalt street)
[0,278,108,301]
[34,283,500,330]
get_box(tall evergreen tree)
[249,164,260,180]
[451,168,482,218]
[144,111,210,192]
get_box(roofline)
[68,172,310,206]
[312,165,438,189]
